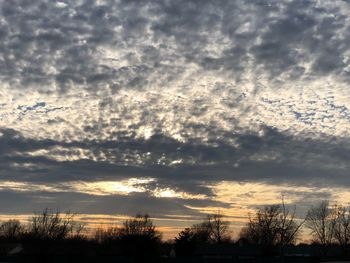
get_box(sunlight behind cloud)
[0,179,206,200]
[153,187,207,199]
[71,178,155,196]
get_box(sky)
[1,0,350,239]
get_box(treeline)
[1,199,350,262]
[173,199,350,258]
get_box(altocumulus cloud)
[1,0,350,228]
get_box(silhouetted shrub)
[174,212,231,256]
[26,208,84,241]
[239,202,303,257]
[117,214,161,261]
[174,227,197,256]
[0,219,23,241]
[94,226,119,244]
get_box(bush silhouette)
[26,208,84,241]
[117,213,161,261]
[0,219,23,241]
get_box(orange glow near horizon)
[0,180,348,242]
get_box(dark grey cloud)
[2,126,350,194]
[0,189,228,218]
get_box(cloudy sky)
[1,0,350,238]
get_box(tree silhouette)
[174,212,230,256]
[174,227,197,256]
[27,208,83,240]
[209,212,230,243]
[240,205,280,255]
[278,198,305,262]
[334,205,350,256]
[118,214,159,238]
[0,219,23,241]
[240,200,303,257]
[190,212,230,244]
[117,214,161,261]
[94,225,119,244]
[305,200,337,257]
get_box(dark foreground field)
[1,241,350,263]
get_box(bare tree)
[94,225,119,243]
[174,212,230,256]
[305,200,337,256]
[278,198,305,262]
[333,205,350,256]
[118,213,161,240]
[240,205,280,248]
[208,211,230,243]
[0,220,23,240]
[184,212,230,244]
[278,198,305,244]
[191,220,213,243]
[28,208,83,240]
[240,200,304,257]
[117,214,161,260]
